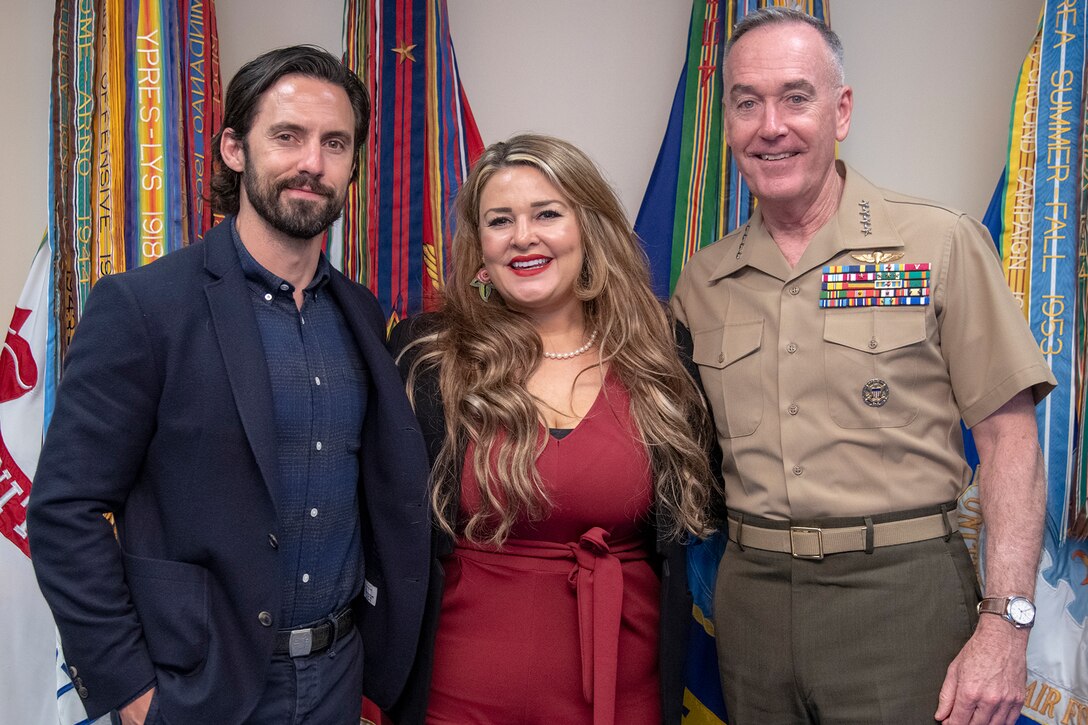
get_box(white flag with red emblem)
[0,238,100,724]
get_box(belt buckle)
[789,526,824,560]
[288,628,314,657]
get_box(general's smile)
[754,151,799,161]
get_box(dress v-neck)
[541,371,612,443]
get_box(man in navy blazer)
[28,45,431,724]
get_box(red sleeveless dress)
[425,374,662,725]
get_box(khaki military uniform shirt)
[672,162,1056,520]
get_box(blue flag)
[979,3,1088,723]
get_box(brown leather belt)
[727,508,958,560]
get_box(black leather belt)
[273,608,354,657]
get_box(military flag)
[339,0,484,326]
[340,2,481,719]
[49,0,221,365]
[635,0,830,299]
[1,1,221,721]
[979,3,1088,723]
[634,2,830,722]
[0,238,101,724]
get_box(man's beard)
[242,157,346,241]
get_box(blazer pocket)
[123,553,210,674]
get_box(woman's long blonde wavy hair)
[407,134,713,546]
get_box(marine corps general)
[672,8,1055,725]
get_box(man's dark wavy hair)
[209,44,370,215]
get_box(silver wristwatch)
[977,595,1036,629]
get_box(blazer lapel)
[327,271,432,495]
[202,223,281,513]
[326,271,398,400]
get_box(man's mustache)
[277,175,334,197]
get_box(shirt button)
[868,338,879,349]
[789,286,800,296]
[302,573,310,583]
[258,611,273,627]
[792,465,804,476]
[786,342,798,354]
[310,508,318,518]
[314,376,321,386]
[263,293,273,302]
[268,533,278,549]
[279,283,290,291]
[717,352,725,363]
[315,441,322,451]
[788,404,799,415]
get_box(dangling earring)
[470,268,493,302]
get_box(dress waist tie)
[455,526,650,725]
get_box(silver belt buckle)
[789,526,824,559]
[288,628,314,657]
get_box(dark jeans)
[110,628,364,724]
[242,627,365,725]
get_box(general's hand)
[119,686,156,725]
[935,618,1028,725]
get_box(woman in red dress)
[389,134,715,725]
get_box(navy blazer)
[28,220,432,723]
[386,314,693,725]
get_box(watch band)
[977,597,1009,617]
[977,595,1035,628]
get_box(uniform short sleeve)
[938,214,1056,427]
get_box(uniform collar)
[708,161,906,283]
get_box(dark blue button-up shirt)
[233,224,367,627]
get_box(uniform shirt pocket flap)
[692,320,763,369]
[823,309,925,355]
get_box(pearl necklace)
[542,330,598,360]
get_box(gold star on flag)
[392,42,417,63]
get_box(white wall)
[2,3,56,328]
[0,1,1044,322]
[836,0,1040,214]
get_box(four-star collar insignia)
[858,200,873,236]
[735,223,750,259]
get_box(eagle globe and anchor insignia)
[863,378,890,408]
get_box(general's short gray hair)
[724,7,845,87]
